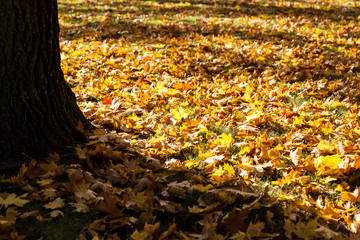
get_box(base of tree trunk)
[0,0,91,169]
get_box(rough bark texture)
[0,0,90,169]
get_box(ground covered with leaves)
[2,0,360,239]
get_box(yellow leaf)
[199,150,216,161]
[354,128,360,135]
[130,230,150,240]
[155,81,179,96]
[224,163,235,177]
[317,140,336,154]
[92,235,100,240]
[171,107,193,122]
[243,85,253,102]
[331,99,342,107]
[184,160,199,169]
[148,136,166,149]
[239,146,250,155]
[220,133,234,147]
[293,116,305,126]
[340,192,358,202]
[192,184,213,192]
[246,110,262,124]
[314,155,342,173]
[213,133,233,147]
[211,166,224,182]
[0,193,29,208]
[321,124,334,134]
[272,169,305,185]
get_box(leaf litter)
[2,0,360,239]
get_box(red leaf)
[102,95,112,105]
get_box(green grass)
[16,203,96,240]
[330,106,348,119]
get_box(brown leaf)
[314,225,341,239]
[222,208,249,234]
[158,200,177,213]
[144,222,160,234]
[93,192,122,215]
[159,223,177,240]
[45,152,61,163]
[246,221,265,237]
[69,201,90,213]
[105,168,127,185]
[43,197,65,210]
[49,210,64,218]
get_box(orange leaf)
[102,95,112,105]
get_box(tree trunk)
[0,0,90,169]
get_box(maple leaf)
[290,148,302,166]
[69,201,90,213]
[40,187,57,200]
[102,95,112,105]
[293,218,319,240]
[214,133,234,147]
[171,106,193,122]
[224,163,235,177]
[211,166,225,182]
[127,192,152,210]
[105,168,127,185]
[144,222,160,235]
[130,230,149,240]
[66,169,96,200]
[43,197,65,209]
[317,140,336,154]
[246,110,263,125]
[246,221,266,237]
[93,192,122,215]
[49,210,64,218]
[222,208,249,234]
[0,193,29,208]
[158,200,177,213]
[314,155,343,175]
[314,225,341,239]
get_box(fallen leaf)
[0,193,29,208]
[49,209,64,218]
[43,197,65,210]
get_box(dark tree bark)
[0,0,91,169]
